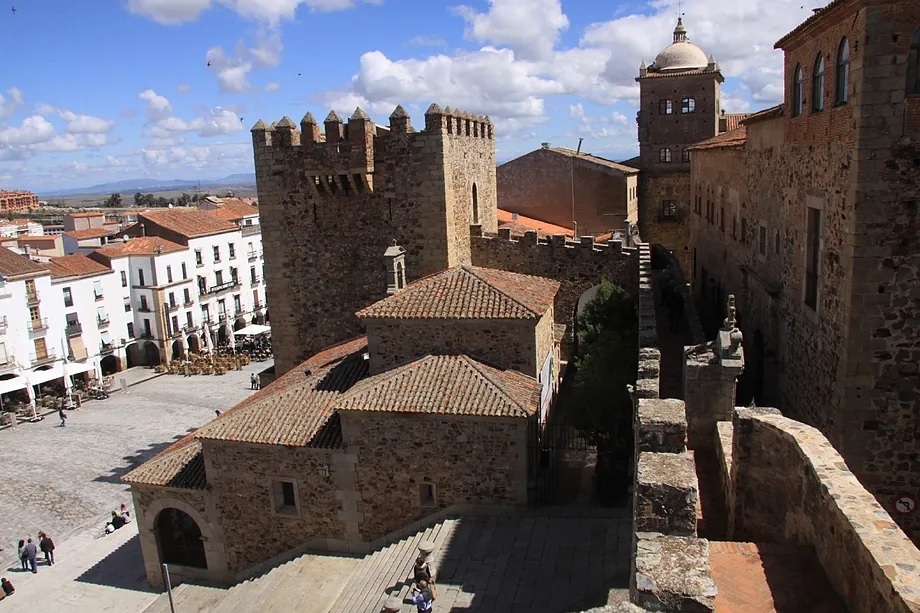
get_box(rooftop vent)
[541,142,551,149]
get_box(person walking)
[410,579,437,613]
[413,555,434,585]
[38,532,54,566]
[250,372,258,390]
[23,539,37,573]
[16,540,26,571]
[58,406,67,427]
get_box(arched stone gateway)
[233,317,247,331]
[187,334,200,354]
[144,342,161,366]
[155,508,207,569]
[100,355,121,375]
[125,342,141,368]
[171,339,185,361]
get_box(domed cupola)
[648,18,710,72]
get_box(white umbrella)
[233,324,271,337]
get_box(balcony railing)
[251,276,262,285]
[253,301,263,310]
[247,250,262,261]
[30,350,57,366]
[94,292,104,302]
[206,280,241,295]
[100,342,115,354]
[138,305,152,313]
[26,290,40,305]
[167,302,180,312]
[184,298,194,307]
[0,359,16,373]
[28,318,49,332]
[139,332,154,340]
[97,316,110,328]
[0,315,7,329]
[241,224,261,237]
[182,324,198,333]
[218,312,229,322]
[66,322,83,336]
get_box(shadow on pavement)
[74,533,155,593]
[93,429,196,484]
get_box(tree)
[177,193,191,207]
[133,192,144,206]
[571,279,639,504]
[103,192,122,208]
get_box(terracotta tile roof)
[64,228,115,240]
[205,199,260,223]
[139,208,237,239]
[0,246,49,278]
[357,266,560,320]
[722,113,748,132]
[497,209,574,237]
[194,337,369,446]
[18,235,57,243]
[542,147,639,173]
[775,0,848,49]
[742,104,784,126]
[639,67,720,79]
[337,354,539,418]
[688,126,747,151]
[94,236,187,257]
[66,211,107,218]
[122,435,207,489]
[46,254,111,279]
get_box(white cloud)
[0,115,56,147]
[58,110,116,134]
[127,0,212,24]
[249,29,283,67]
[35,133,117,153]
[407,35,447,48]
[177,83,193,94]
[139,89,173,119]
[454,0,568,61]
[0,87,24,120]
[145,107,243,138]
[128,0,376,26]
[265,81,281,92]
[140,142,251,172]
[207,44,254,93]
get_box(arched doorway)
[264,310,269,323]
[255,312,265,325]
[100,355,121,375]
[125,342,141,368]
[144,342,161,366]
[471,182,479,224]
[217,325,229,346]
[171,340,185,361]
[187,334,200,354]
[233,317,246,331]
[155,508,207,569]
[250,314,259,325]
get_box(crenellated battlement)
[424,103,494,140]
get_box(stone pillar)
[683,294,744,450]
[383,596,402,612]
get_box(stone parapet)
[635,348,661,400]
[714,421,733,521]
[635,452,699,536]
[631,532,716,612]
[683,342,739,450]
[636,398,687,454]
[729,408,920,613]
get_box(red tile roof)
[497,209,574,237]
[139,208,237,238]
[46,254,111,279]
[64,228,115,240]
[120,437,207,489]
[336,354,539,418]
[722,113,749,132]
[66,211,107,218]
[639,66,720,79]
[742,104,784,126]
[688,126,747,151]
[94,236,187,257]
[206,199,260,222]
[357,266,560,320]
[0,246,49,278]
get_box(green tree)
[133,192,144,206]
[177,193,191,206]
[571,279,638,504]
[103,192,122,208]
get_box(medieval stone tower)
[636,18,723,271]
[252,104,498,375]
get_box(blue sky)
[0,0,810,193]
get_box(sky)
[0,0,811,194]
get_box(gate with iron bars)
[527,421,597,505]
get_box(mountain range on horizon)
[37,173,257,198]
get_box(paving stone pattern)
[0,363,270,560]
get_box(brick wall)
[340,411,528,541]
[497,148,635,235]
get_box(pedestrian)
[23,539,37,573]
[410,579,437,613]
[1,577,14,598]
[250,372,258,390]
[413,555,434,585]
[58,407,67,427]
[38,532,54,566]
[16,540,26,571]
[215,409,221,417]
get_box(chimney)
[140,223,146,237]
[383,240,407,295]
[541,142,551,149]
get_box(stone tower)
[252,104,497,375]
[636,17,723,271]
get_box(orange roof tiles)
[66,211,107,218]
[121,437,207,489]
[688,126,747,151]
[336,354,539,418]
[497,209,574,237]
[94,236,187,257]
[139,208,237,238]
[46,254,111,279]
[64,228,115,240]
[357,265,560,320]
[206,199,259,222]
[0,246,48,278]
[742,104,784,126]
[722,113,748,132]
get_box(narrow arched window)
[835,38,850,104]
[812,54,825,112]
[792,64,803,117]
[659,99,672,115]
[681,98,696,113]
[471,182,479,224]
[908,29,920,95]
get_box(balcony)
[0,315,7,330]
[66,322,83,337]
[0,359,16,373]
[138,305,152,313]
[26,290,40,305]
[184,298,195,307]
[28,318,49,332]
[247,250,262,261]
[94,292,104,302]
[241,225,261,237]
[30,350,57,366]
[218,312,229,322]
[100,342,115,354]
[182,324,198,333]
[206,280,241,295]
[251,276,262,285]
[139,332,154,340]
[97,316,110,328]
[167,302,180,312]
[253,301,263,310]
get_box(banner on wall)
[539,354,553,423]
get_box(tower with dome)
[634,17,738,272]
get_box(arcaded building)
[687,0,920,543]
[635,19,746,273]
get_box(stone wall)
[497,148,635,235]
[638,172,692,275]
[728,408,920,613]
[202,440,347,573]
[340,411,528,542]
[253,105,496,375]
[364,315,544,378]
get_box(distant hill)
[39,173,257,198]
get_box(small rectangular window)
[93,280,104,298]
[681,97,696,113]
[166,265,173,283]
[659,148,671,163]
[63,287,73,307]
[138,269,145,286]
[661,200,677,219]
[271,480,299,517]
[213,246,220,262]
[195,250,203,266]
[682,149,691,163]
[120,271,128,287]
[181,263,187,279]
[229,243,236,258]
[127,322,135,338]
[419,482,438,508]
[805,208,821,310]
[774,230,781,255]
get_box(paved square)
[0,363,271,556]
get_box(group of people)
[409,554,438,613]
[16,532,55,574]
[103,504,131,535]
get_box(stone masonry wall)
[253,106,495,375]
[497,148,634,235]
[203,440,346,573]
[729,408,920,613]
[639,172,692,275]
[341,411,528,542]
[365,316,541,378]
